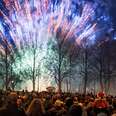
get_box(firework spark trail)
[0,0,111,90]
[0,0,110,52]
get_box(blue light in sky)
[0,0,112,51]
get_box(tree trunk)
[58,65,62,93]
[83,47,88,95]
[66,79,69,92]
[58,79,62,93]
[38,75,39,92]
[93,80,96,95]
[106,41,111,94]
[84,72,87,94]
[69,54,72,93]
[5,43,8,90]
[57,43,62,93]
[99,68,103,92]
[32,49,36,91]
[99,46,104,92]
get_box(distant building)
[46,86,55,93]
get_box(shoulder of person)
[112,113,116,116]
[0,106,7,112]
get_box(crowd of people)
[0,90,116,116]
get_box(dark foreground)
[0,90,116,116]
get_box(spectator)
[26,98,45,116]
[0,92,26,116]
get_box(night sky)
[0,0,116,41]
[110,0,116,30]
[0,0,115,29]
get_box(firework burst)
[0,0,111,52]
[0,0,111,91]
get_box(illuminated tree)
[44,36,71,93]
[12,43,44,91]
[0,0,112,91]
